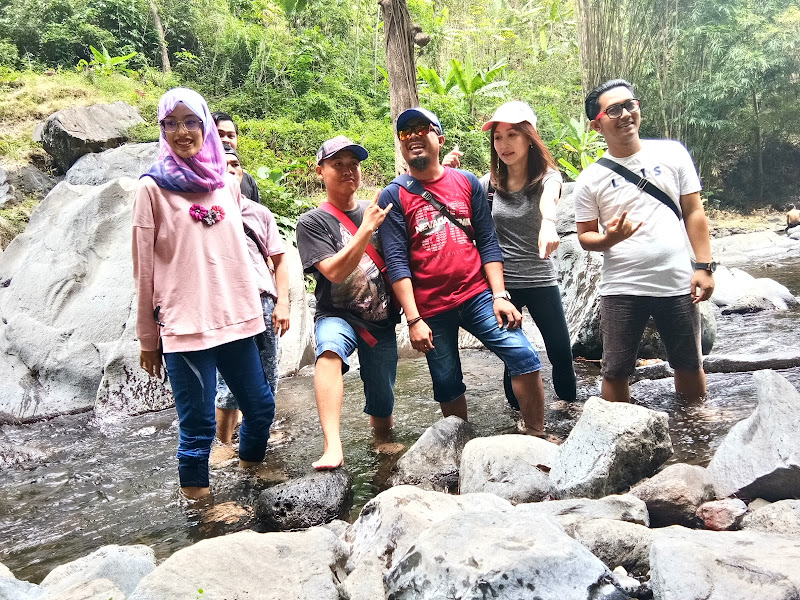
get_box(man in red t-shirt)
[378,108,549,437]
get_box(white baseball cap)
[481,101,538,131]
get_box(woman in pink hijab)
[133,87,274,500]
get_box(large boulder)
[712,265,798,312]
[346,485,513,571]
[40,102,144,172]
[649,527,800,600]
[515,494,650,532]
[389,416,476,492]
[629,463,716,527]
[459,434,558,503]
[550,397,673,499]
[706,370,800,501]
[0,148,314,420]
[39,544,155,597]
[569,518,654,574]
[0,578,44,599]
[65,143,158,186]
[384,510,617,600]
[254,468,353,531]
[129,528,348,600]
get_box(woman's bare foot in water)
[312,440,344,470]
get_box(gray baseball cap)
[316,135,368,165]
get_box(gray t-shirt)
[480,171,562,289]
[296,201,395,333]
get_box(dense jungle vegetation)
[0,0,798,234]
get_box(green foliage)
[549,114,606,181]
[77,44,137,76]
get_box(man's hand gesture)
[605,211,642,247]
[361,190,392,233]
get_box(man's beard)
[408,156,430,171]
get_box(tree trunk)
[379,0,419,175]
[150,0,171,73]
[752,87,763,204]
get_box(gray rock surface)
[0,579,44,599]
[741,499,800,535]
[702,351,800,373]
[346,485,513,571]
[341,557,385,600]
[0,150,314,420]
[0,562,13,578]
[570,518,654,574]
[706,370,800,501]
[649,527,800,600]
[0,166,13,208]
[389,416,476,492]
[255,468,353,531]
[40,102,144,171]
[385,510,616,600]
[711,229,800,264]
[550,397,673,499]
[695,498,747,531]
[459,434,557,503]
[45,579,126,600]
[713,265,799,312]
[0,441,47,467]
[39,544,154,597]
[629,463,716,527]
[129,528,348,600]
[515,494,650,533]
[65,143,158,186]
[3,164,58,201]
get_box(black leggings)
[503,285,577,402]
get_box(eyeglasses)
[595,98,641,120]
[398,123,437,141]
[160,117,203,133]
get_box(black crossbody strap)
[390,175,474,239]
[597,156,681,220]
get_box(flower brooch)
[189,204,225,226]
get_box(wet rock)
[515,494,649,532]
[40,544,155,597]
[128,528,348,600]
[706,370,800,501]
[385,509,614,600]
[254,469,353,531]
[389,416,476,492]
[40,102,144,171]
[649,527,800,600]
[459,434,557,503]
[0,442,48,467]
[703,351,800,373]
[65,143,158,186]
[629,463,716,527]
[550,397,672,499]
[713,265,798,313]
[569,518,654,574]
[346,485,513,571]
[0,578,43,599]
[721,293,776,314]
[695,498,747,531]
[341,557,385,600]
[741,499,800,535]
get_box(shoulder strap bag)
[596,156,681,220]
[390,174,474,239]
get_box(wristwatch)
[493,290,512,301]
[693,260,718,273]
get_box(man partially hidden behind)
[378,108,549,437]
[574,79,715,403]
[296,136,399,469]
[212,111,260,203]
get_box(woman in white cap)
[480,100,577,404]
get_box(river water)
[1,257,799,583]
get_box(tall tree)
[149,0,171,73]
[379,0,419,174]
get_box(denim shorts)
[216,294,279,409]
[314,316,398,418]
[424,289,541,403]
[600,294,702,379]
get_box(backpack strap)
[390,174,474,239]
[596,156,682,220]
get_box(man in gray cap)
[296,135,399,469]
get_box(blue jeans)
[216,295,279,408]
[425,289,542,403]
[165,337,275,488]
[314,316,398,418]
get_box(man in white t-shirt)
[573,79,715,403]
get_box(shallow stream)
[1,257,799,583]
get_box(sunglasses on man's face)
[160,117,203,133]
[596,98,641,120]
[398,123,437,141]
